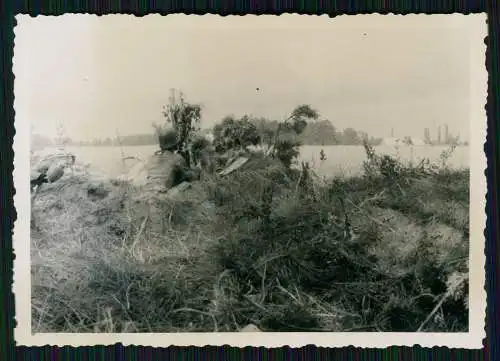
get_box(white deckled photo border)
[12,13,488,348]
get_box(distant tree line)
[48,118,382,148]
[249,117,383,146]
[75,134,158,147]
[31,134,55,149]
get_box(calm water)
[34,144,469,179]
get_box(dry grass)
[31,150,470,333]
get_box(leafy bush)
[213,115,261,153]
[271,105,319,168]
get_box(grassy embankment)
[31,145,469,333]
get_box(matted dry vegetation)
[30,147,469,333]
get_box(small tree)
[159,89,202,166]
[271,105,319,168]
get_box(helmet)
[158,128,179,152]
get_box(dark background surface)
[1,0,497,360]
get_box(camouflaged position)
[143,151,188,193]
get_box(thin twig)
[260,262,267,303]
[131,214,149,260]
[34,295,51,332]
[243,295,268,312]
[275,278,300,304]
[125,282,134,310]
[358,190,386,208]
[417,275,468,332]
[168,204,175,225]
[171,308,218,332]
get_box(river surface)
[33,144,469,179]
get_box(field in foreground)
[31,151,469,333]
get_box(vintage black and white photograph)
[13,13,486,347]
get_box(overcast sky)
[15,14,485,141]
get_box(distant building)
[424,128,431,144]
